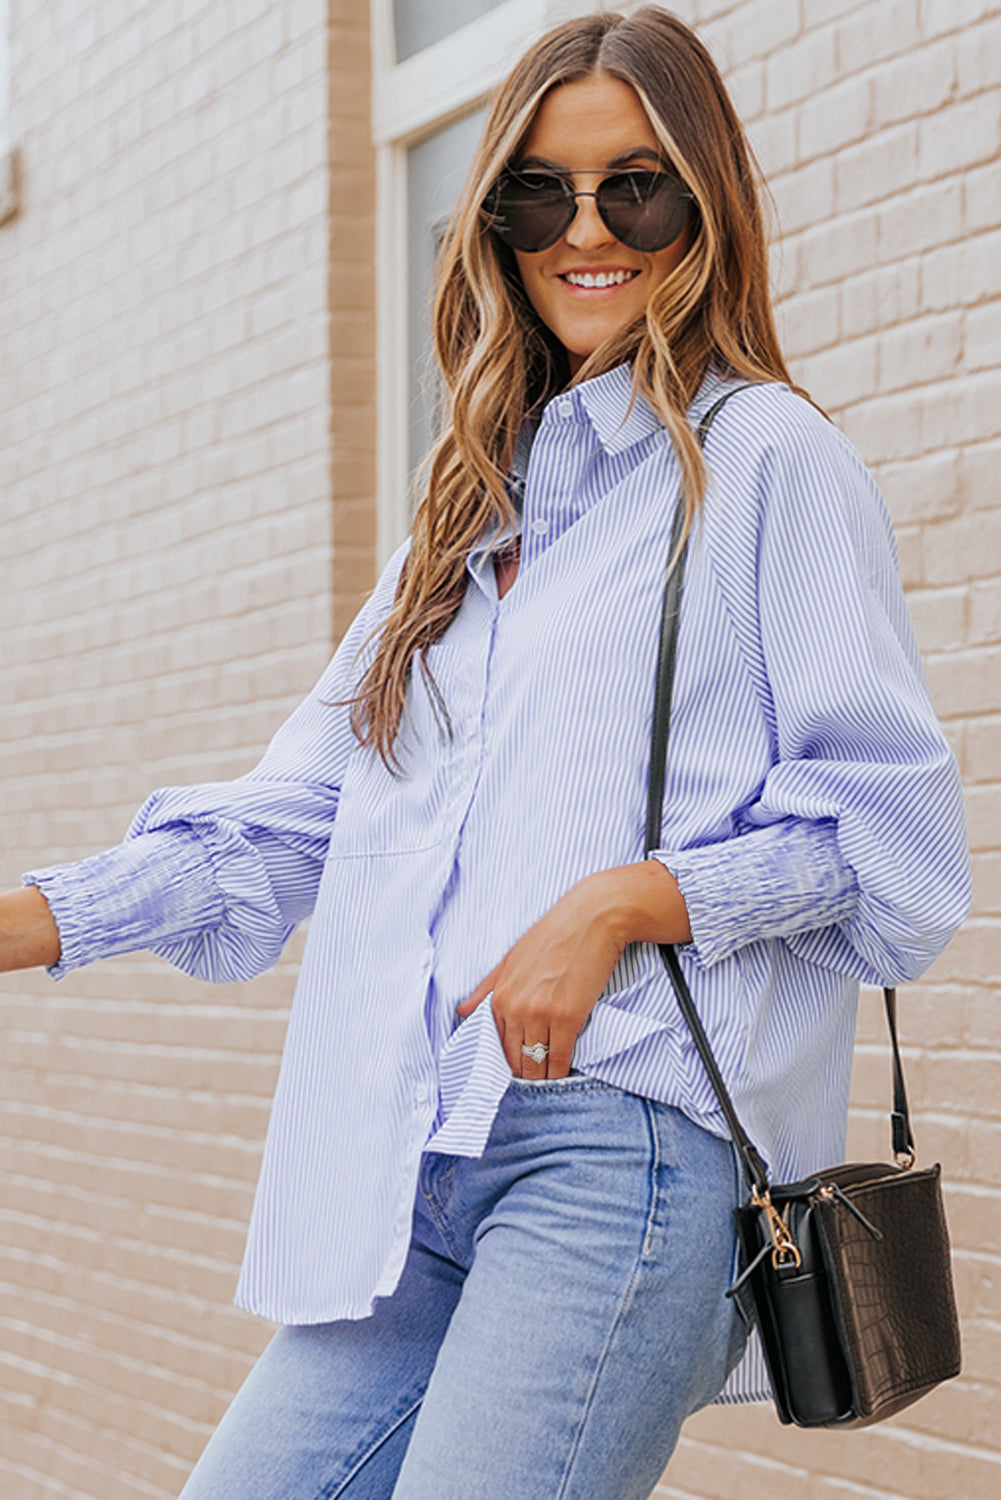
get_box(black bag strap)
[645,387,751,856]
[885,987,915,1164]
[645,383,914,1193]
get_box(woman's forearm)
[0,886,61,972]
[589,860,693,950]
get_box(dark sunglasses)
[484,168,694,254]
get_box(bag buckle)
[752,1184,802,1269]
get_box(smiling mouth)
[560,269,640,289]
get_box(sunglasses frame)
[485,166,696,254]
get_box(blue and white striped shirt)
[25,361,970,1403]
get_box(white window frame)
[370,0,609,564]
[0,0,15,227]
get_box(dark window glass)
[394,0,508,62]
[406,109,488,477]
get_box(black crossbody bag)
[648,385,962,1428]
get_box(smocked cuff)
[652,818,859,969]
[22,830,223,980]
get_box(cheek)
[513,255,549,316]
[649,233,691,288]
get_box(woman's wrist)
[0,886,61,972]
[585,861,692,952]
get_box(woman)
[1,9,970,1498]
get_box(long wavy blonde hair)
[353,6,811,765]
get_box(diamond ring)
[521,1041,549,1065]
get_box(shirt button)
[416,1084,430,1105]
[556,397,573,419]
[531,517,549,535]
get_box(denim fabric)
[179,1078,746,1500]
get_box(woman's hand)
[0,887,61,973]
[456,861,691,1079]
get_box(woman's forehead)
[519,75,660,165]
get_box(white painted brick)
[701,0,803,71]
[958,438,1001,513]
[726,58,766,120]
[904,581,968,651]
[770,155,837,233]
[964,156,1001,234]
[917,87,1001,179]
[877,309,964,391]
[874,175,963,257]
[835,0,922,73]
[965,299,1001,372]
[775,282,841,354]
[836,120,920,211]
[4,1,336,1476]
[800,328,880,407]
[765,26,841,110]
[877,449,963,524]
[797,204,879,286]
[921,508,1001,590]
[968,581,1001,644]
[920,226,1001,311]
[797,71,873,160]
[245,6,287,69]
[922,0,1001,39]
[954,10,1001,96]
[837,388,923,464]
[285,0,326,47]
[871,32,958,126]
[919,367,1001,451]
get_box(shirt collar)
[570,357,733,456]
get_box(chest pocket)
[325,642,467,857]
[326,741,452,856]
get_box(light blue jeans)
[179,1076,746,1500]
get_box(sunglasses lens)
[487,173,574,252]
[597,172,690,252]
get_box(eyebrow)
[517,147,667,171]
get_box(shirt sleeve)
[22,546,408,982]
[651,392,970,981]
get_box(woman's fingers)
[506,1014,579,1080]
[518,1029,550,1080]
[458,871,635,1078]
[546,1023,577,1079]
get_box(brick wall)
[656,1,1001,1495]
[0,1,374,1495]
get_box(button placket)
[518,397,589,556]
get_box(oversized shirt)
[25,362,971,1404]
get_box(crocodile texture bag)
[729,1136,961,1426]
[647,386,962,1428]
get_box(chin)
[564,331,626,371]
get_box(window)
[371,0,598,561]
[393,0,510,63]
[405,109,488,474]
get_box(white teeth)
[564,269,636,288]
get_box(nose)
[563,190,616,250]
